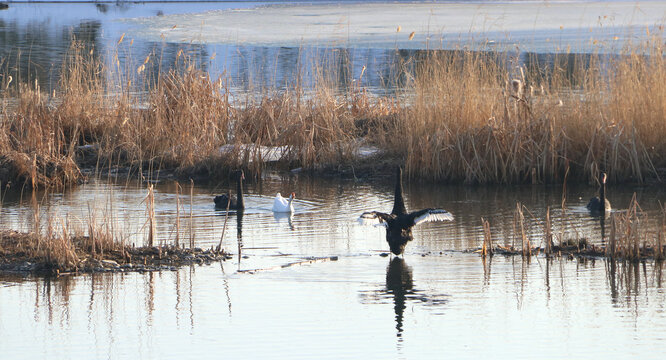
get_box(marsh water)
[2,172,666,358]
[3,1,666,358]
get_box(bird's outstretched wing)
[410,208,454,226]
[358,211,391,227]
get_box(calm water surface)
[2,1,666,358]
[1,173,666,358]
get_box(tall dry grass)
[394,38,665,184]
[479,196,665,261]
[606,194,666,261]
[1,36,664,188]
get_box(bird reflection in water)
[236,210,244,264]
[357,257,450,345]
[273,211,295,231]
[215,209,245,266]
[385,257,413,339]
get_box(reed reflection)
[482,256,492,286]
[605,259,665,306]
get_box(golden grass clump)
[606,194,666,261]
[122,66,232,172]
[0,231,79,271]
[384,39,665,184]
[0,82,82,189]
[233,89,360,169]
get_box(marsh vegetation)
[3,3,666,359]
[1,33,664,190]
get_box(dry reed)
[145,185,156,248]
[481,217,492,257]
[606,194,664,261]
[480,196,665,261]
[544,206,552,256]
[1,36,665,188]
[0,184,222,274]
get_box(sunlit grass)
[1,35,664,189]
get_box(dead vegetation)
[479,195,666,262]
[0,229,226,276]
[1,36,665,190]
[0,186,227,276]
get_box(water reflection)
[359,257,450,345]
[273,211,294,231]
[605,259,666,307]
[8,268,202,347]
[0,18,103,91]
[385,257,413,340]
[237,210,244,264]
[3,255,666,358]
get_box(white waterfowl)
[272,192,295,213]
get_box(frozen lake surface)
[124,1,666,51]
[3,1,664,94]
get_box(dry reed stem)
[513,203,531,257]
[189,179,194,249]
[175,182,181,248]
[481,217,492,257]
[145,185,156,248]
[544,206,552,256]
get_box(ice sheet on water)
[120,1,665,51]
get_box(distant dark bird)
[586,172,611,214]
[358,166,454,255]
[214,170,245,210]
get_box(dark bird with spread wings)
[358,166,454,255]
